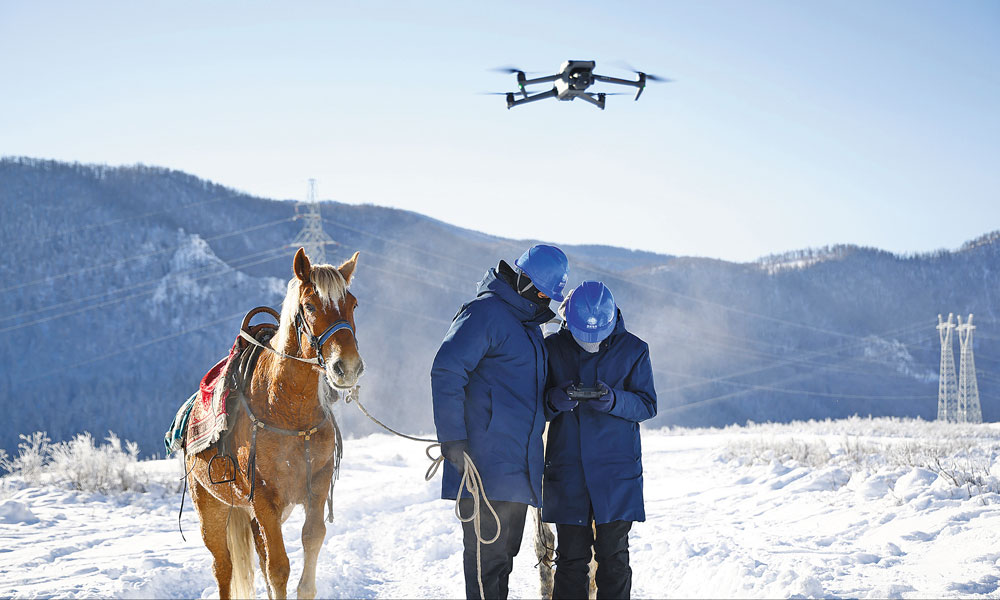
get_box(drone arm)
[508,88,558,109]
[521,74,559,87]
[592,74,641,88]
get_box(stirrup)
[208,452,237,485]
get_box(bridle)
[236,302,356,373]
[294,306,355,369]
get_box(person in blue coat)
[543,280,657,600]
[432,244,569,600]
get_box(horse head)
[285,247,364,390]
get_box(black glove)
[546,380,578,412]
[441,439,469,468]
[589,380,615,413]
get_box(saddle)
[164,307,279,458]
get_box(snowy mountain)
[1,157,998,456]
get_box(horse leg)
[251,518,274,600]
[190,476,235,599]
[296,479,330,599]
[254,501,291,599]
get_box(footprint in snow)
[901,530,936,542]
[947,574,1000,596]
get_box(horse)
[186,247,364,599]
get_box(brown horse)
[187,247,363,599]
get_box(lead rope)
[345,386,501,599]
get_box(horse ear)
[293,247,312,282]
[339,251,360,285]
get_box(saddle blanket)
[163,391,196,456]
[163,338,241,456]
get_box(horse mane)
[271,263,349,352]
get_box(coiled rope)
[343,386,501,599]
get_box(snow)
[0,500,38,525]
[2,420,1000,598]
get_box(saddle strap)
[304,436,313,500]
[248,424,258,501]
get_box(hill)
[1,157,997,455]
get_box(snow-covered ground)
[3,418,1000,599]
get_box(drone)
[491,60,670,110]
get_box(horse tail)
[531,506,556,599]
[226,508,256,599]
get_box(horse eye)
[304,303,316,313]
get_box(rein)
[343,386,501,600]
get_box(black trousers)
[459,498,528,600]
[553,520,632,600]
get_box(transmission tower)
[937,313,959,422]
[293,179,336,265]
[956,314,983,424]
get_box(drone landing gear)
[578,92,606,110]
[507,88,558,110]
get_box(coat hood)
[478,265,555,326]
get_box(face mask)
[516,271,550,306]
[572,332,601,353]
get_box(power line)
[21,308,249,383]
[655,319,933,395]
[540,252,869,341]
[322,216,486,277]
[27,288,456,382]
[0,247,292,334]
[1,216,296,295]
[28,194,235,245]
[645,319,934,382]
[2,242,292,324]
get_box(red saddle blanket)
[186,338,241,455]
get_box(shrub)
[0,430,148,493]
[0,432,51,482]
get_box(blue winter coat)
[431,265,553,506]
[542,310,657,525]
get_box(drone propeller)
[642,73,672,83]
[489,66,525,74]
[612,60,673,83]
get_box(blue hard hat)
[514,244,569,302]
[565,281,617,343]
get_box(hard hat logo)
[566,281,617,343]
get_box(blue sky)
[1,1,997,261]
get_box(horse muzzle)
[325,354,364,389]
